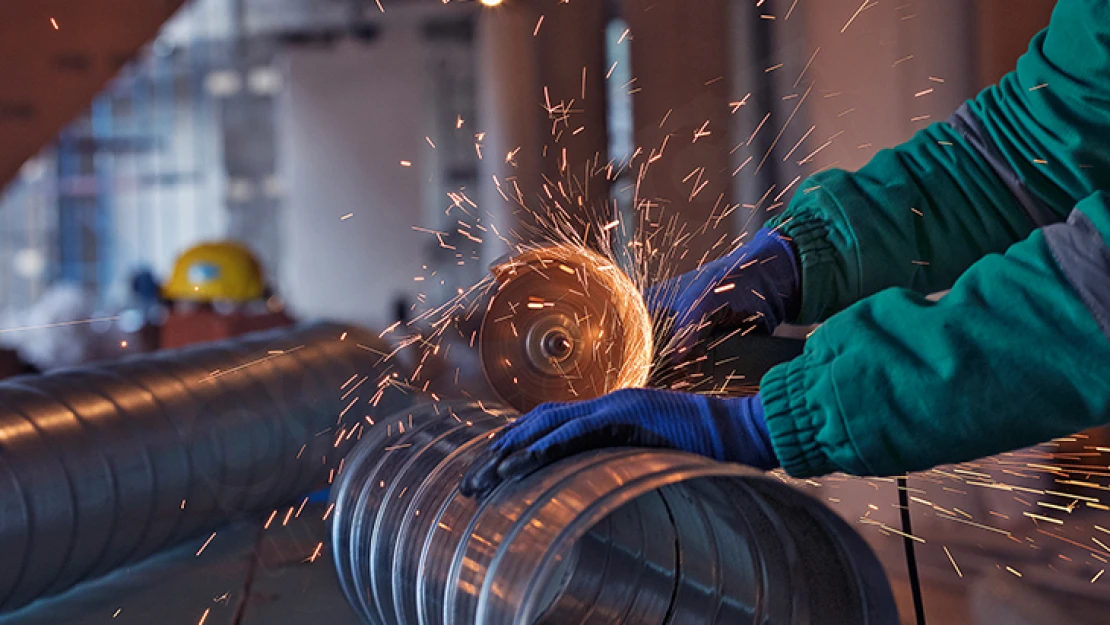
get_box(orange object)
[160,308,293,350]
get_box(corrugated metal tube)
[330,401,899,624]
[0,322,410,614]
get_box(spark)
[937,513,1012,536]
[794,48,820,88]
[50,17,59,29]
[785,0,800,19]
[1093,569,1105,584]
[199,608,211,625]
[400,160,412,167]
[1023,511,1063,525]
[0,316,121,335]
[943,546,962,578]
[1039,529,1110,557]
[841,0,875,33]
[341,213,354,220]
[306,542,324,563]
[195,532,216,557]
[859,518,925,543]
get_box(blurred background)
[6,1,1105,624]
[0,0,1054,367]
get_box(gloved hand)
[459,388,777,498]
[646,227,801,362]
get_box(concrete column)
[727,1,812,235]
[476,0,610,267]
[476,3,543,267]
[621,0,733,275]
[895,0,977,129]
[533,0,610,225]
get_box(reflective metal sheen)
[331,401,899,625]
[0,323,410,614]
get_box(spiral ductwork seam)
[0,322,411,614]
[330,401,899,625]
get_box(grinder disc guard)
[479,245,652,413]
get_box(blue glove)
[459,389,777,498]
[647,227,801,361]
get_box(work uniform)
[761,0,1110,477]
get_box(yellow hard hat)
[163,241,266,303]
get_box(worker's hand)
[459,389,777,498]
[646,228,800,363]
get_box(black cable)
[897,476,927,625]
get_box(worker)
[460,0,1110,496]
[160,241,293,349]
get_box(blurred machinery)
[160,240,293,349]
[0,322,409,614]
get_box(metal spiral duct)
[0,322,411,614]
[330,401,899,625]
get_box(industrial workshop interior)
[3,0,1109,623]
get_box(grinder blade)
[479,245,652,413]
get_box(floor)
[4,483,1110,625]
[0,506,360,625]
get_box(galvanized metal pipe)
[330,401,899,625]
[0,323,411,613]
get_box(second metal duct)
[0,322,411,614]
[331,401,899,625]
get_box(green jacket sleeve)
[761,192,1110,477]
[759,0,1110,477]
[766,0,1110,324]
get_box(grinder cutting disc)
[480,245,653,413]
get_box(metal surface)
[479,246,653,413]
[331,401,899,625]
[0,322,411,614]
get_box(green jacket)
[760,0,1110,477]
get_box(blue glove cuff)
[745,228,802,326]
[725,394,779,470]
